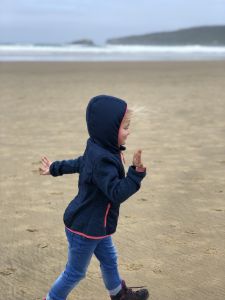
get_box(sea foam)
[0,44,225,61]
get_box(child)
[39,95,149,300]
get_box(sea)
[0,44,225,61]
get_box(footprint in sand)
[50,192,64,195]
[0,267,16,276]
[212,208,224,212]
[152,266,162,274]
[123,216,137,224]
[125,263,143,271]
[184,230,197,235]
[0,173,20,179]
[138,198,148,202]
[37,243,48,249]
[26,228,38,232]
[204,248,218,255]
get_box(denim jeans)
[47,228,122,300]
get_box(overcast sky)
[0,0,225,44]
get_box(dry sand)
[0,61,225,300]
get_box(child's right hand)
[133,149,146,172]
[133,149,144,168]
[39,156,52,175]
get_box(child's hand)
[133,149,144,168]
[39,156,52,175]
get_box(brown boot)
[110,280,149,300]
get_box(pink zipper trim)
[66,227,112,240]
[104,203,111,227]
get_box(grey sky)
[0,0,225,44]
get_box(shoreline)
[1,58,225,62]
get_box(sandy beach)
[0,61,225,300]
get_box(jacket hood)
[86,95,127,154]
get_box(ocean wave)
[0,44,225,61]
[1,44,225,53]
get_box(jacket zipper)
[104,203,111,227]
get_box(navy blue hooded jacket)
[49,95,146,239]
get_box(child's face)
[118,114,130,146]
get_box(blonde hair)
[124,108,133,120]
[124,105,148,124]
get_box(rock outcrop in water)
[70,39,96,46]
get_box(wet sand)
[0,61,225,300]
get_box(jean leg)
[48,229,98,300]
[94,236,122,292]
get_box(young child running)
[39,95,149,300]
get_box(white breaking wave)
[0,44,225,61]
[1,44,225,53]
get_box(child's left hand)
[39,156,52,175]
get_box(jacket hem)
[66,226,112,239]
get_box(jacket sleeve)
[92,156,146,205]
[49,156,83,177]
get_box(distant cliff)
[107,26,225,46]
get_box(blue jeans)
[47,228,122,300]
